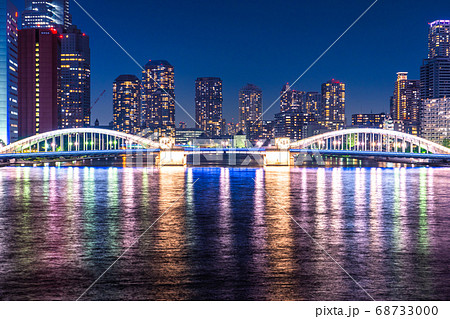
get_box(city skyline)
[2,0,450,306]
[2,0,449,144]
[10,0,447,127]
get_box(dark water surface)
[0,166,449,300]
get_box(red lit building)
[18,28,60,139]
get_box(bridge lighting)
[2,128,449,159]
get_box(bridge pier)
[265,138,292,166]
[264,150,292,166]
[156,150,187,166]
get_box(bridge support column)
[265,150,291,166]
[156,150,186,166]
[265,138,292,166]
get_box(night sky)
[16,0,450,126]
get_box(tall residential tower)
[195,77,223,136]
[59,25,90,128]
[391,72,421,135]
[428,20,450,59]
[239,83,262,134]
[303,92,322,118]
[280,83,303,113]
[420,20,450,100]
[113,75,141,134]
[321,79,346,130]
[141,60,175,137]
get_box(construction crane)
[90,90,106,111]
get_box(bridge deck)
[0,149,160,160]
[1,148,450,162]
[290,149,450,160]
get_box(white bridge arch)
[0,128,160,154]
[290,128,450,155]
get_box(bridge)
[0,128,449,166]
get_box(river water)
[0,166,448,300]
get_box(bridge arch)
[0,128,159,154]
[290,128,450,154]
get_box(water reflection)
[122,168,138,248]
[418,168,429,252]
[250,169,268,299]
[354,168,367,243]
[0,167,448,300]
[107,168,120,255]
[264,167,296,300]
[150,167,189,300]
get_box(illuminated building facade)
[141,60,175,137]
[383,116,405,133]
[195,77,223,136]
[391,72,421,135]
[421,97,450,145]
[0,0,18,145]
[351,113,387,128]
[274,112,317,140]
[420,20,450,100]
[239,83,262,134]
[22,0,71,32]
[303,92,322,118]
[175,128,204,145]
[261,120,275,140]
[427,20,450,59]
[247,120,275,143]
[280,83,303,113]
[321,79,346,130]
[59,25,90,129]
[420,58,450,99]
[113,74,141,134]
[225,122,240,136]
[18,28,60,139]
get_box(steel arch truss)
[0,128,159,154]
[290,128,450,154]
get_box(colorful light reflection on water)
[0,167,449,300]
